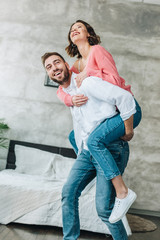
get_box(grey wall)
[0,0,160,212]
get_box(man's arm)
[81,77,136,141]
[81,76,136,120]
[121,115,134,141]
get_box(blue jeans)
[87,99,142,180]
[62,140,129,240]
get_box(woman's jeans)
[62,140,129,240]
[86,99,142,180]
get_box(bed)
[0,140,131,236]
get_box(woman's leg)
[93,140,130,240]
[111,100,142,198]
[87,100,141,184]
[87,100,142,222]
[87,114,127,197]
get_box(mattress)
[0,169,131,235]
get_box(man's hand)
[121,131,134,141]
[72,94,88,107]
[75,70,87,88]
[120,115,134,141]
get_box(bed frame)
[6,140,76,170]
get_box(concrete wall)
[0,0,160,212]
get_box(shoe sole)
[109,192,137,224]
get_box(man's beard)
[50,67,70,85]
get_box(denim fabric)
[68,130,78,155]
[62,140,129,240]
[87,99,142,180]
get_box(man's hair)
[41,52,66,66]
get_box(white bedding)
[0,169,131,235]
[0,169,63,224]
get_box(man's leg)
[93,140,129,240]
[62,150,96,240]
[68,130,78,155]
[65,131,130,239]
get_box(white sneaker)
[109,188,137,224]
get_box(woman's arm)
[57,86,73,107]
[75,45,122,88]
[75,70,88,88]
[57,86,88,107]
[86,45,122,87]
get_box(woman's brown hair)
[65,20,101,58]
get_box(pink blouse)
[57,45,133,106]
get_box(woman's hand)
[72,94,88,107]
[75,70,87,88]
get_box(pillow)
[15,145,56,178]
[54,154,75,179]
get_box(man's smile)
[54,70,62,77]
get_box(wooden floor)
[0,215,159,240]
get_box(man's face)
[45,55,70,85]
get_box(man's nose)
[52,64,57,71]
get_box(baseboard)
[128,208,160,217]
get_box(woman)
[57,20,142,223]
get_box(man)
[41,52,134,240]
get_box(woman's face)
[70,22,89,44]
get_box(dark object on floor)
[105,234,113,239]
[127,214,157,233]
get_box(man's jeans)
[87,99,142,180]
[62,140,129,240]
